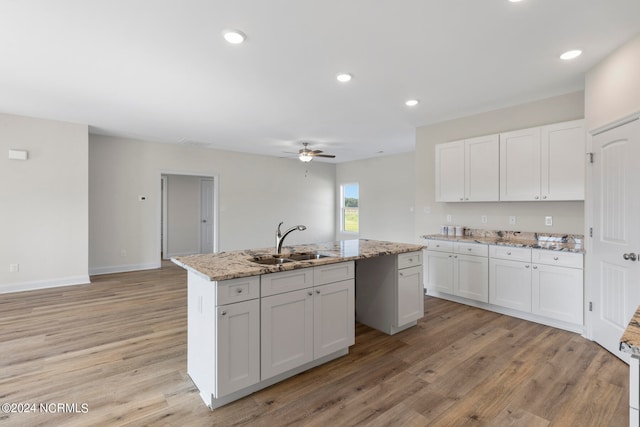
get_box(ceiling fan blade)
[313,154,336,158]
[311,150,324,154]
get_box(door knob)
[623,253,637,261]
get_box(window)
[341,183,359,233]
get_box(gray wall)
[1,113,89,292]
[89,134,336,274]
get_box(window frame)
[340,182,359,235]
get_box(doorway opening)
[160,173,218,262]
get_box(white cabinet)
[216,299,260,396]
[425,241,489,303]
[356,251,424,335]
[489,258,532,312]
[260,262,355,381]
[435,134,499,202]
[531,249,583,324]
[500,119,585,201]
[187,273,260,401]
[313,279,355,359]
[261,287,314,380]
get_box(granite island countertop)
[172,239,425,282]
[421,229,584,253]
[620,306,640,356]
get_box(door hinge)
[589,301,593,312]
[587,152,594,164]
[589,227,593,237]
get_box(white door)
[489,259,532,312]
[396,265,424,327]
[424,250,454,294]
[456,254,489,303]
[200,178,214,253]
[590,117,640,362]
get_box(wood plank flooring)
[0,262,628,426]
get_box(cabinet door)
[313,279,355,359]
[489,259,532,312]
[532,264,583,324]
[261,288,314,380]
[435,141,465,202]
[397,265,424,327]
[425,250,454,294]
[455,254,489,303]
[540,119,585,201]
[465,134,499,201]
[216,299,260,397]
[500,127,541,201]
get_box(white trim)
[0,275,91,294]
[161,175,168,259]
[89,262,160,276]
[590,111,640,136]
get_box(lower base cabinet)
[532,263,583,324]
[489,258,532,312]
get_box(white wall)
[585,33,640,131]
[415,91,586,237]
[0,113,89,292]
[165,174,201,258]
[336,152,416,243]
[89,135,336,274]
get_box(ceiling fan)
[296,142,336,162]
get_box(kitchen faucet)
[275,221,306,254]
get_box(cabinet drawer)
[455,242,488,257]
[398,251,422,269]
[532,249,583,269]
[490,245,531,262]
[261,268,314,297]
[217,276,260,305]
[424,240,454,253]
[314,262,355,286]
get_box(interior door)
[591,117,640,362]
[200,178,214,253]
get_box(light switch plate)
[481,215,488,224]
[509,216,516,225]
[545,216,553,226]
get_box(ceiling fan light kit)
[296,142,336,162]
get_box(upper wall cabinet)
[435,134,499,202]
[500,119,585,201]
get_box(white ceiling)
[1,1,639,163]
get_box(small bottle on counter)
[440,225,449,235]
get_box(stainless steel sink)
[250,252,333,265]
[250,256,294,265]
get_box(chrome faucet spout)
[275,222,307,254]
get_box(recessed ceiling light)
[336,73,352,83]
[560,49,582,60]
[223,30,246,44]
[509,0,524,3]
[405,99,419,107]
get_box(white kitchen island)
[172,239,424,409]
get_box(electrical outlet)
[481,215,488,224]
[120,249,127,257]
[446,214,452,223]
[424,206,431,214]
[9,264,19,273]
[509,216,516,225]
[545,216,553,226]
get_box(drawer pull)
[316,289,321,294]
[507,252,512,256]
[533,266,538,269]
[236,288,243,293]
[221,310,227,316]
[468,248,472,251]
[409,258,413,262]
[525,265,530,269]
[553,256,559,261]
[308,291,313,296]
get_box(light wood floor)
[0,262,628,426]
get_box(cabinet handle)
[448,255,452,258]
[468,248,472,251]
[460,197,464,201]
[525,265,530,268]
[409,258,413,262]
[542,195,547,199]
[507,252,512,256]
[221,310,227,316]
[316,289,321,294]
[465,198,469,201]
[553,256,559,261]
[236,288,243,293]
[399,272,403,277]
[533,266,538,269]
[454,255,458,259]
[534,196,539,200]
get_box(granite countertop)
[172,239,425,282]
[421,229,584,253]
[620,306,640,356]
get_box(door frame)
[584,110,640,342]
[158,170,219,262]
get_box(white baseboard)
[0,275,91,294]
[89,262,161,276]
